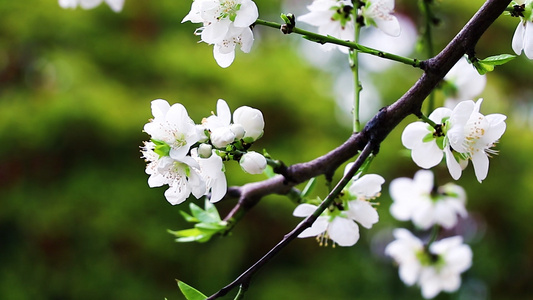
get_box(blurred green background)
[1,0,533,299]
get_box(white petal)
[105,0,124,12]
[234,0,258,27]
[375,15,401,37]
[80,0,102,9]
[328,217,360,247]
[401,122,431,149]
[445,147,463,180]
[216,99,231,125]
[512,22,526,55]
[150,99,170,120]
[471,150,489,182]
[524,22,533,59]
[411,140,444,169]
[298,217,328,238]
[348,174,385,197]
[347,200,378,229]
[293,203,318,217]
[213,45,235,68]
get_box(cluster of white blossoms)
[141,99,266,205]
[293,164,385,247]
[298,0,400,52]
[385,229,472,299]
[58,0,124,12]
[512,0,533,59]
[182,0,259,68]
[402,99,507,183]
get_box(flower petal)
[328,217,360,247]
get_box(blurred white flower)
[389,170,467,229]
[58,0,124,12]
[239,151,267,174]
[385,228,473,299]
[402,107,452,169]
[297,0,355,52]
[446,99,507,182]
[143,99,199,160]
[361,0,400,36]
[512,0,533,59]
[443,57,486,108]
[182,0,258,67]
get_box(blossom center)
[219,0,241,22]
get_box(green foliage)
[168,201,227,243]
[177,281,207,300]
[470,54,516,75]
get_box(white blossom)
[204,99,237,148]
[239,151,267,174]
[402,107,452,169]
[182,0,258,67]
[389,170,467,229]
[361,0,401,37]
[143,99,199,160]
[446,99,507,182]
[385,229,473,299]
[512,0,533,59]
[58,0,124,12]
[293,167,384,247]
[297,0,355,52]
[192,149,227,203]
[443,57,486,108]
[141,142,206,205]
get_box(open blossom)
[512,0,533,59]
[58,0,124,12]
[446,99,507,182]
[182,0,258,67]
[443,57,486,108]
[144,100,199,160]
[191,148,227,203]
[389,170,467,229]
[361,0,401,36]
[402,107,452,169]
[385,229,472,299]
[293,168,384,247]
[298,0,355,52]
[141,142,206,205]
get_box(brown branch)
[223,0,511,225]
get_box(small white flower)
[389,170,467,229]
[143,99,199,160]
[402,107,452,169]
[443,57,486,108]
[182,0,258,67]
[58,0,124,12]
[233,105,264,142]
[141,142,206,205]
[385,229,473,299]
[361,0,401,37]
[512,0,533,59]
[297,0,355,52]
[204,99,236,148]
[239,151,267,174]
[446,99,507,182]
[293,168,384,247]
[192,149,227,203]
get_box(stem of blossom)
[426,224,441,248]
[420,0,437,114]
[418,112,438,128]
[350,3,363,133]
[206,143,375,300]
[253,19,423,68]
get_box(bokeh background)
[1,0,533,299]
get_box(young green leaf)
[177,280,207,300]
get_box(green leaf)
[179,210,198,223]
[151,139,171,157]
[478,54,516,66]
[177,280,207,300]
[189,202,217,223]
[301,177,317,199]
[204,200,221,222]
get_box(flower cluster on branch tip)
[298,0,400,52]
[402,99,506,183]
[182,0,259,68]
[141,99,266,205]
[293,163,385,247]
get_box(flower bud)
[198,144,213,158]
[210,127,236,148]
[239,151,267,174]
[233,106,264,141]
[230,123,245,140]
